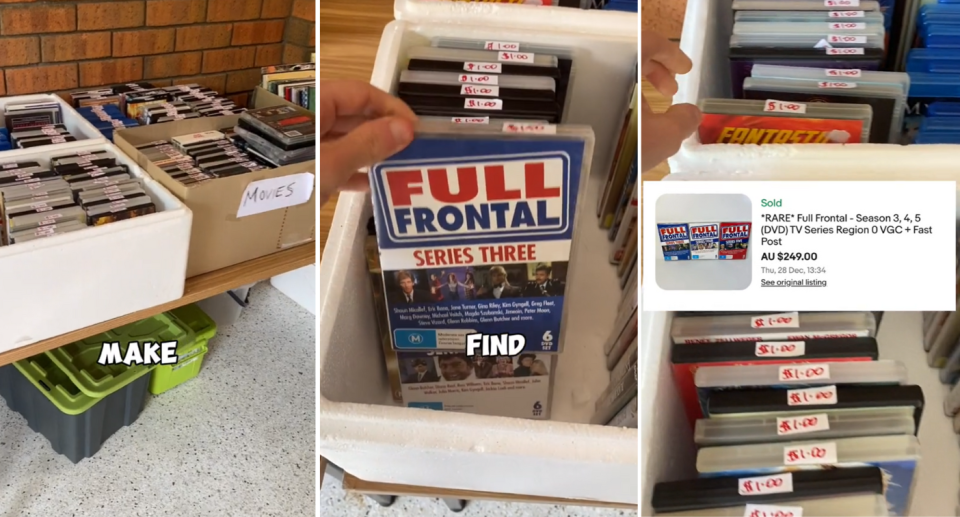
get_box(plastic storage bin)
[149,304,217,395]
[196,282,257,328]
[0,141,191,356]
[318,0,638,504]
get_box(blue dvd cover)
[658,223,691,261]
[369,128,593,354]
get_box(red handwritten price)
[829,10,863,17]
[778,364,829,381]
[755,341,805,357]
[764,100,807,114]
[751,312,799,329]
[829,22,865,30]
[738,473,794,496]
[784,442,837,465]
[744,504,804,517]
[818,81,858,89]
[450,117,489,124]
[485,40,520,51]
[827,34,867,44]
[459,74,498,85]
[498,51,534,62]
[463,61,503,73]
[777,413,830,436]
[787,385,838,406]
[824,0,859,6]
[825,68,862,78]
[826,47,865,55]
[460,85,499,97]
[464,98,504,110]
[502,122,556,134]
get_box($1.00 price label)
[463,61,502,73]
[778,363,830,382]
[738,473,794,496]
[783,442,838,466]
[818,81,857,89]
[464,98,503,111]
[755,341,805,357]
[777,413,830,436]
[825,0,859,6]
[460,84,499,97]
[451,117,489,124]
[744,504,804,517]
[750,312,799,329]
[485,41,520,51]
[828,21,865,30]
[459,73,499,85]
[827,34,867,44]
[787,385,838,406]
[764,100,807,114]
[826,47,865,55]
[497,51,534,62]
[828,10,863,17]
[502,122,556,134]
[825,68,862,78]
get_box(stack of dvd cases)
[234,105,315,166]
[261,63,315,111]
[2,100,89,150]
[135,129,269,185]
[903,4,960,144]
[653,311,924,517]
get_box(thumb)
[641,102,701,172]
[320,117,415,181]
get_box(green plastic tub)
[149,304,217,395]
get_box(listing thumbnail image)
[384,262,568,304]
[397,351,551,385]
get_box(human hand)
[319,80,418,206]
[641,32,702,172]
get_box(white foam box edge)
[0,94,107,156]
[270,264,315,315]
[0,141,191,354]
[668,1,960,175]
[318,0,639,504]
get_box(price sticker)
[778,364,830,382]
[764,100,807,114]
[818,81,858,89]
[463,61,502,73]
[824,0,859,6]
[783,442,838,466]
[738,473,794,496]
[825,68,862,78]
[451,117,489,124]
[778,414,830,436]
[744,504,804,517]
[828,22,866,30]
[827,34,868,44]
[459,74,499,85]
[464,98,504,110]
[502,122,557,134]
[826,47,865,55]
[750,312,799,329]
[497,51,535,62]
[755,341,805,357]
[485,40,520,51]
[460,84,500,97]
[787,385,838,406]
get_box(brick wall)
[0,0,317,107]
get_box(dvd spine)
[365,228,404,403]
[591,359,637,425]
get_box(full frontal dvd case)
[652,466,884,514]
[696,435,920,517]
[655,493,889,517]
[689,223,719,260]
[368,121,594,355]
[694,409,917,447]
[657,223,690,261]
[719,222,751,260]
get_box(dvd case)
[694,409,916,446]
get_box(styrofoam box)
[0,94,106,154]
[318,0,638,504]
[640,310,960,517]
[668,1,960,175]
[0,141,191,355]
[270,264,315,315]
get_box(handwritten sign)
[459,74,498,85]
[744,504,804,517]
[464,98,503,110]
[828,34,867,44]
[751,312,799,329]
[825,68,862,78]
[764,100,807,114]
[755,341,805,357]
[451,117,489,124]
[787,385,838,406]
[236,172,314,218]
[818,81,858,89]
[463,61,502,73]
[828,22,866,30]
[497,51,534,62]
[738,473,793,496]
[777,413,830,436]
[778,364,830,382]
[829,10,864,17]
[783,442,837,465]
[502,122,556,134]
[826,47,865,55]
[485,41,520,51]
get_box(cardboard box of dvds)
[113,99,314,277]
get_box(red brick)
[0,74,5,96]
[291,0,313,21]
[149,78,173,86]
[283,16,312,47]
[281,43,309,64]
[174,74,225,94]
[0,37,39,67]
[113,28,175,57]
[144,51,202,79]
[254,43,282,67]
[175,23,231,51]
[41,32,111,63]
[78,2,144,31]
[231,20,284,45]
[225,68,260,93]
[206,0,260,22]
[202,47,254,73]
[1,5,75,35]
[261,0,291,18]
[146,0,206,26]
[5,63,77,95]
[79,57,143,87]
[226,92,248,108]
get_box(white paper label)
[818,81,858,89]
[460,84,500,97]
[825,0,859,6]
[458,73,498,85]
[829,10,864,17]
[778,364,830,382]
[826,47,865,55]
[744,504,804,517]
[825,68,862,78]
[828,22,866,30]
[464,98,503,110]
[484,40,520,51]
[738,473,794,496]
[777,413,830,436]
[463,61,502,73]
[750,312,799,329]
[755,341,805,357]
[497,51,535,63]
[451,117,489,124]
[763,100,807,114]
[828,34,867,44]
[787,385,838,406]
[236,172,315,218]
[502,122,556,134]
[783,441,837,465]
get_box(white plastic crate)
[318,0,638,504]
[0,94,106,154]
[0,141,191,354]
[668,1,960,174]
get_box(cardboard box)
[114,113,315,277]
[251,86,299,110]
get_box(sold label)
[828,34,867,44]
[825,68,862,78]
[783,442,838,465]
[787,385,838,406]
[764,100,807,114]
[778,364,830,382]
[464,98,503,110]
[497,51,535,62]
[744,504,804,517]
[459,74,498,85]
[818,81,858,89]
[777,413,830,436]
[463,62,502,73]
[738,473,793,496]
[755,341,805,357]
[751,312,799,329]
[460,84,499,97]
